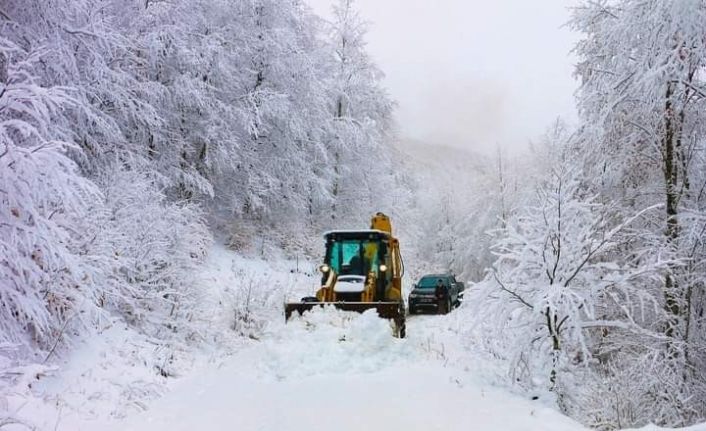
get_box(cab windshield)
[328,239,381,276]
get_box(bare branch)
[493,271,534,309]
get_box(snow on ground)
[106,308,587,431]
[5,243,706,431]
[1,243,318,430]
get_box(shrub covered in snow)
[91,166,212,339]
[0,40,100,355]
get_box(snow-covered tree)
[1,0,217,359]
[563,0,706,425]
[475,159,661,390]
[0,39,99,353]
[571,0,706,340]
[89,165,211,338]
[324,0,395,227]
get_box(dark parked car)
[408,274,463,315]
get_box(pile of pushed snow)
[255,308,417,380]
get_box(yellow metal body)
[285,212,406,337]
[314,212,403,303]
[371,212,393,233]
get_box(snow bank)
[0,243,318,430]
[256,308,416,380]
[2,321,173,430]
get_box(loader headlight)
[379,264,388,272]
[319,264,330,273]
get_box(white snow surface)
[108,309,585,431]
[333,275,367,293]
[6,244,706,431]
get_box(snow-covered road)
[110,310,585,431]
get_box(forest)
[2,0,706,429]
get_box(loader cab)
[322,230,395,301]
[323,230,389,279]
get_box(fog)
[307,0,579,153]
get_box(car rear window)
[417,277,447,289]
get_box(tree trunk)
[546,306,561,389]
[663,81,681,341]
[331,151,340,220]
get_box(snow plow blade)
[284,301,406,338]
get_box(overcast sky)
[307,0,580,153]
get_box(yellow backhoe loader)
[284,212,406,337]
